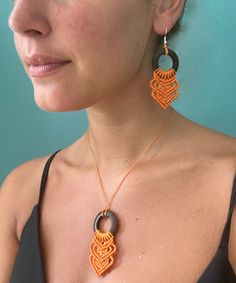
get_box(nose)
[8,0,51,37]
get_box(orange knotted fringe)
[89,229,117,276]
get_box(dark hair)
[169,1,188,39]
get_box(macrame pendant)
[150,45,180,109]
[89,209,118,276]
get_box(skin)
[1,0,235,282]
[8,0,185,168]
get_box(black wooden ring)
[93,209,118,235]
[152,47,179,72]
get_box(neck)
[84,69,177,173]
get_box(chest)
[38,171,232,283]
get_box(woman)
[1,0,236,282]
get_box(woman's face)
[8,0,158,112]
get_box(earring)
[150,28,180,109]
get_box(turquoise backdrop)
[1,1,236,184]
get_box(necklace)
[86,107,174,277]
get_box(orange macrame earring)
[150,28,180,109]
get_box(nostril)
[26,29,43,36]
[7,14,43,36]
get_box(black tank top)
[9,150,236,283]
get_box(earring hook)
[164,27,168,45]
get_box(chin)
[33,89,95,113]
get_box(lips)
[24,54,71,77]
[25,54,71,66]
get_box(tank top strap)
[38,149,63,205]
[218,174,236,249]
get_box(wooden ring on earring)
[152,47,179,72]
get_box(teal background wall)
[0,0,236,185]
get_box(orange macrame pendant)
[150,68,179,109]
[89,209,118,277]
[89,230,117,276]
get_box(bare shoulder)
[0,153,55,282]
[0,153,53,241]
[174,110,236,165]
[1,153,52,207]
[175,110,236,271]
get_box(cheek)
[58,1,150,95]
[31,0,151,112]
[57,2,107,55]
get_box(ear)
[152,0,186,35]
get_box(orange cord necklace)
[87,106,174,277]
